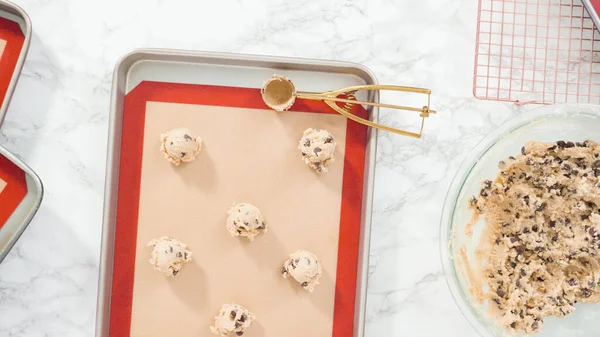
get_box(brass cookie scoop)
[261,75,436,138]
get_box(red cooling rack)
[474,0,600,104]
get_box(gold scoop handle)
[296,85,436,138]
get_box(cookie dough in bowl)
[440,104,600,337]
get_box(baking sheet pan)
[96,49,378,337]
[0,145,43,263]
[0,0,31,127]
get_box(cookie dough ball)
[226,203,267,241]
[298,128,336,173]
[160,127,203,166]
[147,236,192,276]
[210,303,255,336]
[282,250,322,292]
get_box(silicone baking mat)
[0,154,27,230]
[0,16,24,109]
[474,0,600,104]
[108,81,368,337]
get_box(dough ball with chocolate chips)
[147,236,192,276]
[298,128,336,173]
[160,127,203,166]
[226,203,267,241]
[282,250,322,292]
[210,303,255,336]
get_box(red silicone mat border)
[0,154,27,229]
[109,81,368,337]
[0,17,25,110]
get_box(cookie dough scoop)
[298,128,336,173]
[282,250,322,292]
[160,127,203,166]
[210,303,255,336]
[147,236,192,276]
[226,203,267,241]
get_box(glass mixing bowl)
[440,104,600,337]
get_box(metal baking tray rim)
[0,145,43,263]
[0,0,32,127]
[582,0,600,32]
[97,49,379,337]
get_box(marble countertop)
[0,0,526,336]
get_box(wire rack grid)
[474,0,600,105]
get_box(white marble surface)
[0,0,527,336]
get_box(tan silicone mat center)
[0,39,5,59]
[0,177,6,194]
[129,101,348,336]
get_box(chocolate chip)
[510,262,517,268]
[590,228,597,236]
[325,136,334,144]
[549,220,556,228]
[516,246,525,254]
[521,146,527,155]
[184,134,192,141]
[301,282,309,287]
[510,236,519,243]
[582,289,592,298]
[493,298,501,305]
[536,277,544,282]
[566,141,575,148]
[172,270,179,276]
[503,223,510,227]
[235,322,242,328]
[516,213,521,219]
[594,160,600,168]
[532,321,539,330]
[176,252,182,258]
[532,225,539,232]
[568,278,577,286]
[180,152,186,157]
[510,322,517,329]
[520,269,527,276]
[230,310,237,320]
[582,214,590,221]
[303,139,311,147]
[548,145,557,151]
[281,266,288,275]
[557,141,567,148]
[509,156,516,160]
[313,147,322,155]
[497,287,506,297]
[239,314,246,322]
[236,331,244,336]
[170,247,173,253]
[480,189,488,197]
